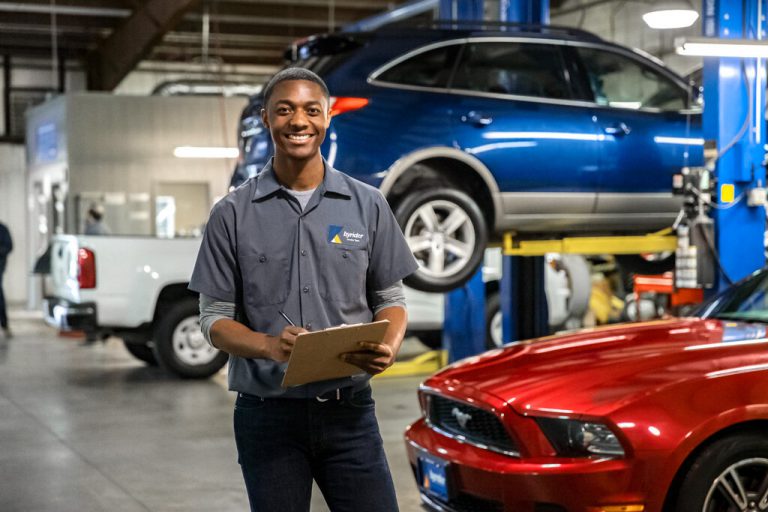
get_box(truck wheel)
[485,290,503,350]
[395,187,487,293]
[153,298,228,379]
[122,340,158,366]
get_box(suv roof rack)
[385,19,603,42]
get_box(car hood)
[427,318,768,417]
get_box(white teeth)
[287,134,310,140]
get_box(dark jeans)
[233,386,399,512]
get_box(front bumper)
[43,296,97,331]
[405,418,646,512]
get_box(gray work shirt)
[189,158,418,398]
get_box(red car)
[405,269,768,512]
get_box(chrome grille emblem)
[451,407,472,429]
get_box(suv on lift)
[232,23,702,293]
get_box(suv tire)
[395,187,487,293]
[152,298,228,379]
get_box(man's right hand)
[267,326,308,362]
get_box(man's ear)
[261,108,269,128]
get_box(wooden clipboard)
[281,319,390,387]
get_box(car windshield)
[695,269,768,323]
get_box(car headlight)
[535,417,625,457]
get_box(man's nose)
[290,110,309,127]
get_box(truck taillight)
[78,248,96,289]
[329,97,369,117]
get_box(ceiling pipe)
[0,2,129,17]
[342,0,439,32]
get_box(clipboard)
[281,319,390,388]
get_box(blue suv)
[232,24,702,292]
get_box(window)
[451,42,570,100]
[576,47,688,111]
[376,44,461,88]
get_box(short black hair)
[88,208,103,221]
[262,67,330,106]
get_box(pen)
[279,310,296,326]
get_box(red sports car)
[405,269,768,512]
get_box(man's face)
[261,80,330,162]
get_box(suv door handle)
[603,122,631,136]
[461,111,493,127]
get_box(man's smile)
[286,133,313,142]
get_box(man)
[84,204,110,235]
[0,221,12,338]
[189,67,418,512]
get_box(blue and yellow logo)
[328,225,344,244]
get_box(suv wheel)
[153,298,228,379]
[395,187,487,293]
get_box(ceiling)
[0,0,423,90]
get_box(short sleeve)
[189,200,240,302]
[368,192,419,290]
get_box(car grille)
[427,492,504,512]
[427,394,518,455]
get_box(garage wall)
[0,144,27,304]
[552,0,703,76]
[29,94,244,237]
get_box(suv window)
[576,47,688,111]
[451,42,570,100]
[376,44,461,88]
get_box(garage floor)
[0,311,426,512]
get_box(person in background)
[84,204,110,235]
[0,221,12,339]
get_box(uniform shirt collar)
[252,157,351,201]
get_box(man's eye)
[307,108,320,115]
[277,107,291,114]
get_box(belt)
[239,385,368,403]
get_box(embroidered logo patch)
[328,225,343,244]
[328,225,365,245]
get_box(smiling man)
[189,67,418,511]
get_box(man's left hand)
[340,341,395,375]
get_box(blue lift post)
[499,0,550,346]
[702,0,767,288]
[441,0,550,364]
[440,0,487,363]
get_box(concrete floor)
[0,311,428,512]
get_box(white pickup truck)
[42,234,464,379]
[43,235,228,378]
[43,235,589,379]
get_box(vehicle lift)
[437,0,767,364]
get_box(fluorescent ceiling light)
[173,146,239,159]
[676,37,768,57]
[643,9,699,29]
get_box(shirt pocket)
[246,252,291,306]
[319,245,369,304]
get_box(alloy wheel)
[404,199,476,279]
[703,458,768,511]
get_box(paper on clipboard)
[281,319,390,388]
